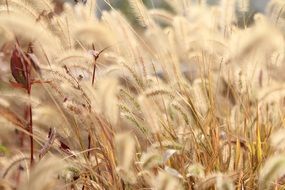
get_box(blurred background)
[209,0,268,12]
[65,0,269,13]
[62,0,270,25]
[94,0,269,13]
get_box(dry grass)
[0,0,285,189]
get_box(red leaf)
[10,47,29,87]
[10,45,41,88]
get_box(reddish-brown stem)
[28,99,34,165]
[26,58,34,166]
[87,133,91,159]
[88,44,97,161]
[12,43,34,166]
[91,44,97,86]
[91,63,96,86]
[91,44,108,86]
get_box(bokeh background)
[64,0,269,13]
[94,0,269,13]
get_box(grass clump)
[0,0,285,189]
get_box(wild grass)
[0,0,285,189]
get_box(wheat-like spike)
[65,64,92,73]
[46,81,66,99]
[164,0,180,13]
[48,16,76,49]
[72,22,112,46]
[121,112,148,134]
[42,67,78,88]
[83,0,97,19]
[238,0,250,13]
[114,133,137,184]
[119,88,141,109]
[19,156,66,190]
[0,106,26,129]
[26,0,54,13]
[149,9,174,25]
[63,99,86,116]
[0,14,61,55]
[2,154,30,178]
[101,10,142,64]
[0,92,40,106]
[97,78,120,125]
[216,174,235,190]
[0,0,39,19]
[144,86,174,98]
[186,163,205,178]
[138,94,162,133]
[164,0,191,14]
[118,103,133,114]
[128,0,153,27]
[270,129,285,151]
[155,171,183,190]
[171,101,190,125]
[194,173,219,190]
[55,50,92,65]
[121,62,145,89]
[151,140,183,150]
[219,0,236,36]
[259,155,285,190]
[195,172,238,190]
[266,0,285,26]
[140,150,163,169]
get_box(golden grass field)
[1,0,285,189]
